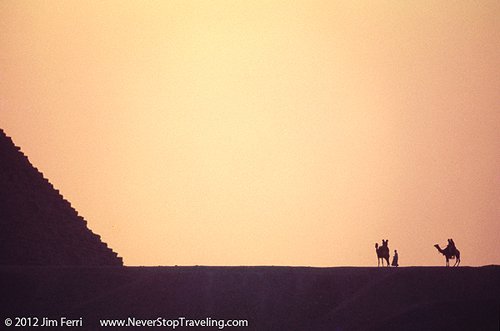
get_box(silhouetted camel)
[375,240,390,267]
[434,240,460,267]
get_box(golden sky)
[1,1,499,266]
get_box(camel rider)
[448,239,457,257]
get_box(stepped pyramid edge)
[0,128,123,266]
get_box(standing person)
[391,250,399,267]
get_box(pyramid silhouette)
[0,129,123,265]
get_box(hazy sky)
[1,1,499,266]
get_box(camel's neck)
[435,245,445,254]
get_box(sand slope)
[1,266,499,330]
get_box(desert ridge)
[1,266,499,330]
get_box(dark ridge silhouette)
[0,128,122,265]
[434,238,461,267]
[1,266,499,330]
[375,239,390,267]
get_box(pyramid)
[0,129,123,265]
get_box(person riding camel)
[447,239,457,257]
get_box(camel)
[375,239,390,267]
[434,241,460,267]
